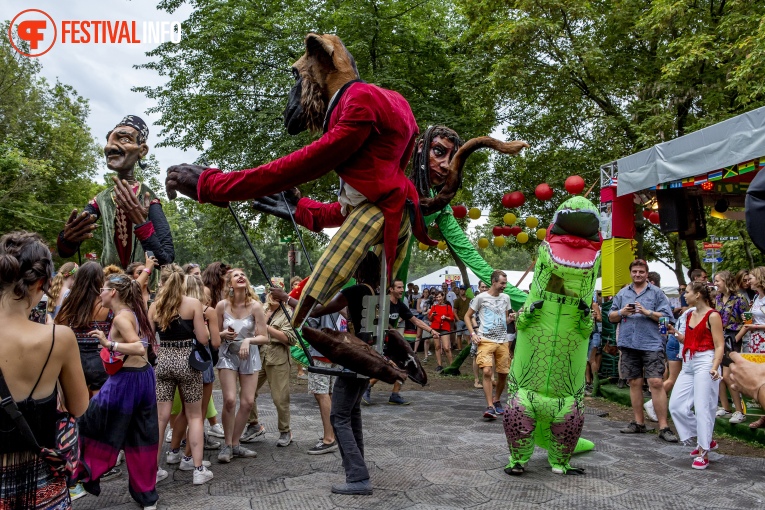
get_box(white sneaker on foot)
[179,457,212,471]
[716,408,732,418]
[729,411,746,424]
[207,423,225,438]
[192,466,214,485]
[165,428,173,443]
[166,450,181,464]
[643,400,658,422]
[156,469,169,483]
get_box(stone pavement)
[74,389,765,510]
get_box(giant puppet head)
[283,33,360,135]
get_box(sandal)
[504,464,524,476]
[749,416,765,429]
[474,381,482,389]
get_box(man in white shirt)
[465,270,513,421]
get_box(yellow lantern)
[493,236,505,247]
[503,212,517,225]
[468,207,481,220]
[536,228,546,240]
[437,240,447,251]
[478,237,489,249]
[525,217,539,228]
[517,232,529,244]
[418,242,429,251]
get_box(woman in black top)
[0,232,88,509]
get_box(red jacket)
[197,82,437,273]
[429,304,454,332]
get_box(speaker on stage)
[656,188,707,240]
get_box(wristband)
[114,342,119,352]
[143,268,151,274]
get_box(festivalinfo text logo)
[8,9,183,57]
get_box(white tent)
[409,260,687,296]
[408,266,534,291]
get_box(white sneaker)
[156,469,168,483]
[643,400,658,422]
[208,423,225,438]
[729,411,746,424]
[179,456,212,471]
[716,408,732,418]
[232,444,257,458]
[165,428,173,443]
[192,466,214,485]
[144,505,157,510]
[166,450,181,464]
[115,450,125,466]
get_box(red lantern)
[509,226,523,236]
[452,205,467,219]
[564,175,585,194]
[502,226,513,236]
[642,209,652,219]
[492,226,503,236]
[648,211,660,224]
[535,183,554,201]
[503,191,525,209]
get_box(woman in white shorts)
[215,268,267,462]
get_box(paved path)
[74,389,765,509]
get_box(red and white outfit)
[428,304,454,332]
[668,309,720,463]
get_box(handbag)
[177,317,212,372]
[0,353,80,482]
[100,345,125,375]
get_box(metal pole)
[375,247,388,355]
[227,204,314,366]
[281,192,314,272]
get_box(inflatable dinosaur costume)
[503,196,602,475]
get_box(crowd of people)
[598,261,765,470]
[4,229,765,508]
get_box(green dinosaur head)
[533,196,602,300]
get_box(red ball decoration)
[648,211,660,225]
[503,191,525,209]
[564,175,585,194]
[642,209,652,219]
[502,226,513,236]
[452,205,467,219]
[509,226,523,236]
[535,183,554,201]
[492,226,503,236]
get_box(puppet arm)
[199,109,373,204]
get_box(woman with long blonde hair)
[148,264,212,485]
[215,268,267,463]
[46,261,77,319]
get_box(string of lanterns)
[418,175,587,250]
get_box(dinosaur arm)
[437,211,528,310]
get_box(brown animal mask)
[283,33,360,135]
[301,327,408,384]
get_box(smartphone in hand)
[146,250,154,259]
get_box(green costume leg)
[547,396,586,474]
[503,388,536,470]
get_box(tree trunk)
[685,239,701,270]
[448,244,471,288]
[671,234,686,285]
[739,229,756,269]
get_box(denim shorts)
[588,331,601,356]
[665,335,681,362]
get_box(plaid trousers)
[294,202,411,325]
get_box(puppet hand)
[63,209,98,243]
[165,163,207,201]
[251,188,301,221]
